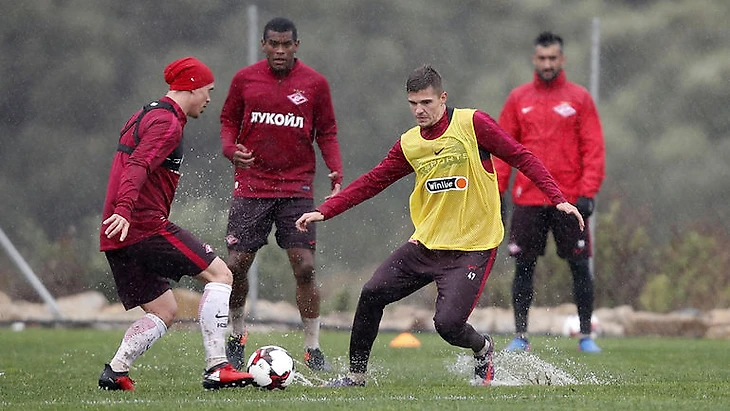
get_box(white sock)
[109,313,167,372]
[199,282,232,370]
[229,305,247,337]
[302,317,321,349]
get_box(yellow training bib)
[400,109,503,250]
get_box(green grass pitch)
[1,327,728,410]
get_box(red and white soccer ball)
[561,314,602,338]
[246,345,295,390]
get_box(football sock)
[199,282,232,369]
[228,305,247,337]
[302,317,321,349]
[475,336,492,357]
[110,313,167,372]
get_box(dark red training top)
[220,59,343,198]
[100,97,186,251]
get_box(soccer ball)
[561,314,602,338]
[246,345,295,390]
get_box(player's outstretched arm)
[556,202,585,231]
[296,211,325,232]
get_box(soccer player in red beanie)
[98,56,254,391]
[220,17,342,372]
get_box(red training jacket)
[317,108,565,220]
[220,59,343,198]
[494,70,605,205]
[100,97,186,251]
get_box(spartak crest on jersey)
[287,91,308,105]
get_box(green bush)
[593,200,655,308]
[640,230,730,312]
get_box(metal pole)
[0,225,64,319]
[588,17,600,277]
[246,4,260,318]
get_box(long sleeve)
[313,78,343,187]
[220,72,245,161]
[493,92,519,193]
[473,111,566,205]
[577,93,605,198]
[317,141,412,219]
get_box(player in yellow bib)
[296,65,584,387]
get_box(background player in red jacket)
[494,32,606,353]
[99,57,254,391]
[220,17,343,371]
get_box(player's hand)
[556,202,585,231]
[327,171,342,195]
[103,214,130,242]
[232,144,254,168]
[326,182,341,199]
[295,211,324,232]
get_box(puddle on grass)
[290,347,612,388]
[291,356,384,387]
[447,350,612,386]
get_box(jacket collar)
[266,58,299,79]
[533,69,567,90]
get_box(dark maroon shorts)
[368,241,497,319]
[507,205,591,260]
[105,222,217,309]
[225,197,316,252]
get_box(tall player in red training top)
[220,17,343,371]
[99,57,254,391]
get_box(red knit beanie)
[164,57,215,91]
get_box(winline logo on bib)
[425,176,468,193]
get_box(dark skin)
[228,29,331,321]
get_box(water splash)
[447,350,611,386]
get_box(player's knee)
[293,265,315,286]
[229,255,254,277]
[568,258,591,277]
[150,306,177,326]
[359,283,388,306]
[434,320,463,344]
[433,314,462,336]
[201,258,234,285]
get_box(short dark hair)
[534,31,563,50]
[263,17,297,41]
[406,64,443,93]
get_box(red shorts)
[225,197,316,252]
[507,205,591,260]
[104,221,217,309]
